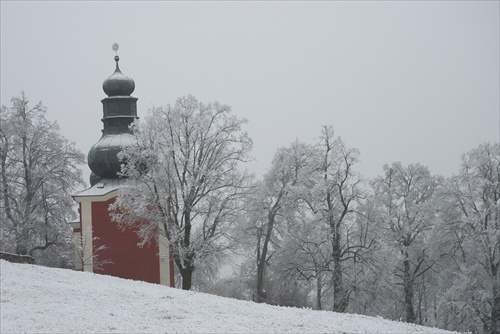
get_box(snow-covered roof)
[72,177,128,198]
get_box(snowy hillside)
[1,260,454,333]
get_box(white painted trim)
[73,189,119,204]
[158,223,170,286]
[79,200,93,272]
[73,231,83,271]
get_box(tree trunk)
[332,235,347,312]
[256,255,266,302]
[181,266,194,290]
[316,272,322,310]
[332,256,347,312]
[403,254,416,323]
[490,274,500,334]
[256,210,277,303]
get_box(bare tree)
[112,95,253,290]
[0,92,85,263]
[75,229,112,271]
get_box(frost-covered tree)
[440,142,499,334]
[112,95,252,290]
[242,140,315,302]
[371,162,443,323]
[307,126,364,312]
[0,92,85,264]
[241,127,366,311]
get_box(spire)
[87,44,139,185]
[114,55,120,71]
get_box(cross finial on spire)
[112,43,120,67]
[112,43,119,55]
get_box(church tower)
[72,46,174,287]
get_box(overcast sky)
[1,1,498,186]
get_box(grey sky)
[1,1,498,185]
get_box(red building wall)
[91,197,160,284]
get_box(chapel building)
[72,51,174,287]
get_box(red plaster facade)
[91,197,160,284]
[72,189,174,287]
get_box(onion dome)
[88,133,136,179]
[102,56,135,96]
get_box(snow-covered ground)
[1,260,454,333]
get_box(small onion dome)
[102,56,135,96]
